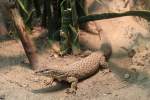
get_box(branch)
[79,10,150,23]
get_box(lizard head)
[35,68,54,77]
[34,68,66,78]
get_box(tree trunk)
[9,6,39,70]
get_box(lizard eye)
[41,70,50,74]
[35,69,49,74]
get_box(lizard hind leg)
[66,77,78,94]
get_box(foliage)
[14,0,84,54]
[9,0,150,54]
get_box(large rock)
[79,0,150,56]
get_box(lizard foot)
[44,79,54,86]
[65,76,78,94]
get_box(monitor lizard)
[35,51,109,94]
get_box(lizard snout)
[34,69,51,76]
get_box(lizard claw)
[65,88,76,94]
[44,80,53,86]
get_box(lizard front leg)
[44,78,54,86]
[66,76,78,94]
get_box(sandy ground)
[0,29,150,100]
[0,0,150,100]
[0,39,149,100]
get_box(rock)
[124,73,130,79]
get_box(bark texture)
[9,6,39,70]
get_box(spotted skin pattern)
[35,51,107,94]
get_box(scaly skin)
[35,51,107,93]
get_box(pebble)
[124,73,130,79]
[54,54,59,58]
